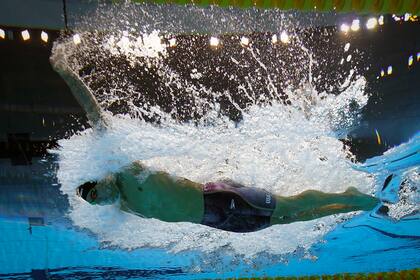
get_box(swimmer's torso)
[116,162,204,223]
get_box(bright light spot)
[168,38,176,47]
[346,54,352,62]
[344,42,350,52]
[41,31,48,43]
[209,36,220,47]
[378,15,384,25]
[393,14,401,21]
[375,129,382,145]
[408,55,414,66]
[280,31,290,44]
[351,19,360,32]
[404,13,411,21]
[387,65,393,75]
[240,36,250,46]
[0,28,5,39]
[271,34,278,44]
[340,58,344,65]
[340,23,350,33]
[73,34,81,45]
[410,15,419,22]
[366,17,378,29]
[380,69,385,77]
[417,52,420,61]
[21,30,30,41]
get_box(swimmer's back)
[116,162,204,223]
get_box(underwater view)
[0,0,419,279]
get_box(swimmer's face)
[77,175,119,205]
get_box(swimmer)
[76,162,378,232]
[50,46,378,232]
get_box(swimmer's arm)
[50,49,107,130]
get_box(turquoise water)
[0,133,418,279]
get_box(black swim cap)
[77,181,97,200]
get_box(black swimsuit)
[201,181,276,232]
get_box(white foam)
[103,30,167,66]
[387,167,420,220]
[54,93,373,261]
[51,25,374,266]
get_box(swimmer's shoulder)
[122,160,149,176]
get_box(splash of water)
[51,2,375,268]
[387,167,420,220]
[55,103,372,257]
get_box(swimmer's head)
[77,181,98,203]
[76,175,119,205]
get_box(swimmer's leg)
[50,45,107,130]
[271,187,379,224]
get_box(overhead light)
[340,23,350,33]
[392,14,401,21]
[380,69,385,77]
[0,28,5,39]
[387,65,393,75]
[351,19,360,32]
[366,17,378,29]
[344,42,350,52]
[209,36,220,47]
[21,30,30,41]
[408,55,414,66]
[280,31,290,44]
[271,34,278,44]
[378,15,384,25]
[409,15,418,22]
[41,31,48,43]
[73,34,81,45]
[240,36,250,46]
[168,38,176,47]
